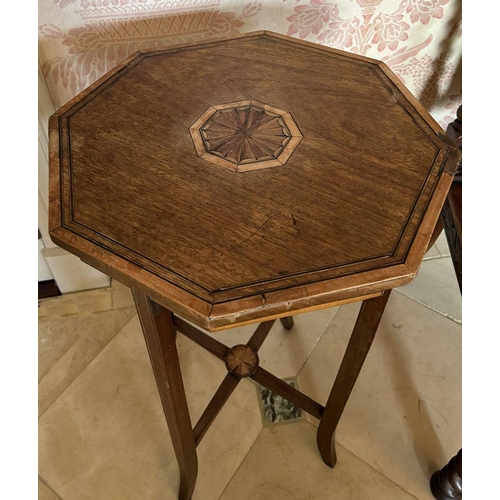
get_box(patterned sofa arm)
[39,0,461,125]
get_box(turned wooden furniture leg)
[133,289,198,500]
[430,449,462,500]
[317,290,392,467]
[429,105,462,500]
[280,316,294,330]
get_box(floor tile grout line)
[38,311,138,420]
[38,285,112,300]
[423,254,451,262]
[109,281,134,311]
[394,289,462,325]
[38,291,113,313]
[295,306,342,380]
[38,303,136,324]
[39,334,81,384]
[302,420,421,500]
[216,426,266,500]
[39,474,65,500]
[422,253,453,271]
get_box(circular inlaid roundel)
[224,344,259,378]
[190,100,303,173]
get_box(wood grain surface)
[49,31,460,331]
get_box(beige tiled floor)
[38,238,461,500]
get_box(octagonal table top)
[49,31,460,331]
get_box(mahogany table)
[48,31,461,500]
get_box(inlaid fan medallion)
[190,100,303,173]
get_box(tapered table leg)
[133,289,198,500]
[317,291,391,467]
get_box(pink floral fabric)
[38,0,461,127]
[372,14,410,51]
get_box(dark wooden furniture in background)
[38,229,61,299]
[48,32,461,500]
[38,280,61,300]
[441,105,462,292]
[431,449,462,500]
[429,106,462,500]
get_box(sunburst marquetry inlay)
[225,344,259,378]
[202,106,291,164]
[190,100,302,173]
